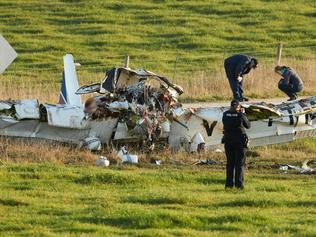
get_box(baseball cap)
[231,99,240,107]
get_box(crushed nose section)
[0,34,17,74]
[78,66,184,150]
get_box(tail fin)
[0,34,17,74]
[58,54,82,106]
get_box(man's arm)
[282,69,291,85]
[235,59,250,79]
[241,113,251,129]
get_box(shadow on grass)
[74,172,148,186]
[123,196,187,205]
[55,226,97,234]
[0,226,26,232]
[11,184,34,191]
[215,200,316,208]
[215,199,282,208]
[38,208,72,217]
[197,176,225,185]
[77,213,243,232]
[288,201,316,208]
[0,198,28,206]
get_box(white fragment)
[118,146,138,164]
[96,156,110,167]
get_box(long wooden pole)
[124,54,130,68]
[275,43,283,66]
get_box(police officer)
[224,54,258,102]
[222,99,251,189]
[275,66,304,101]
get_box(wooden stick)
[124,54,130,68]
[275,43,283,66]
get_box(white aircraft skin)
[169,99,316,151]
[0,35,315,151]
[59,54,82,106]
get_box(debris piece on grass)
[279,165,288,171]
[193,159,218,166]
[118,146,138,164]
[285,160,316,174]
[96,156,110,167]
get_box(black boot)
[288,94,298,101]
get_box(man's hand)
[237,76,243,82]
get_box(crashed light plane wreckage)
[0,36,316,152]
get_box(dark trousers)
[224,142,246,188]
[278,80,303,98]
[224,63,243,100]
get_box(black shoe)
[242,97,249,102]
[234,97,245,102]
[236,186,244,190]
[225,185,233,189]
[287,96,297,101]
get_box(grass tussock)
[0,137,95,165]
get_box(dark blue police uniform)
[278,67,303,100]
[222,107,251,189]
[224,54,255,101]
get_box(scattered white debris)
[96,156,110,167]
[118,146,138,164]
[215,148,223,153]
[155,160,162,165]
[279,165,288,171]
[285,160,315,174]
[193,159,218,165]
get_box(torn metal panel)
[88,118,118,144]
[96,67,183,97]
[44,104,86,129]
[14,100,40,120]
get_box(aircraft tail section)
[0,34,17,74]
[58,54,82,106]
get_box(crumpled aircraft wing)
[0,34,17,74]
[243,103,281,121]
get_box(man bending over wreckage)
[275,65,304,101]
[224,54,258,102]
[222,100,251,190]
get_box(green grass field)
[1,2,316,236]
[0,0,316,101]
[1,138,316,236]
[1,0,315,72]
